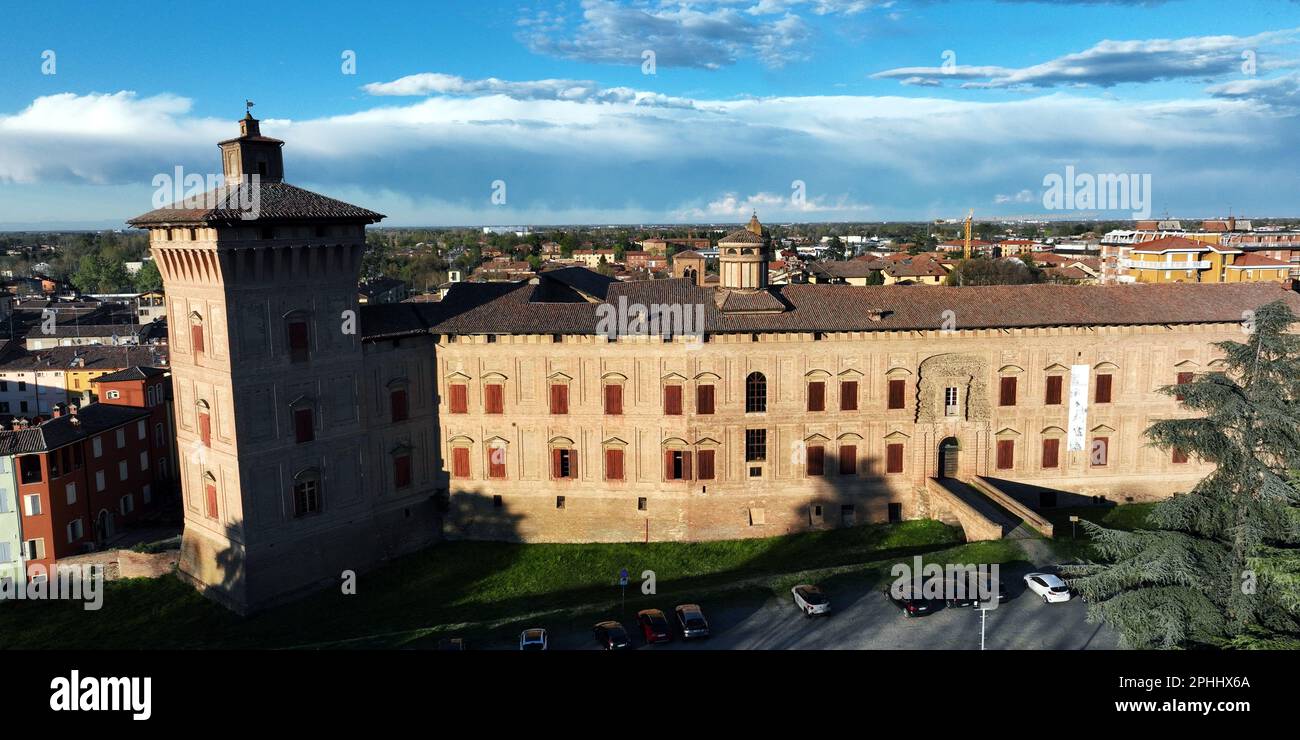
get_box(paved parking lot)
[537,563,1119,651]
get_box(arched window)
[292,469,321,517]
[189,311,205,356]
[745,372,767,413]
[285,310,311,364]
[202,472,218,519]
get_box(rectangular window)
[745,429,767,462]
[697,449,715,481]
[448,384,468,414]
[95,470,106,492]
[205,483,218,519]
[996,439,1014,470]
[887,379,906,410]
[391,389,410,421]
[23,538,45,561]
[198,414,211,448]
[115,428,126,449]
[294,408,314,444]
[1175,371,1193,401]
[806,445,825,476]
[944,386,959,416]
[118,460,128,481]
[120,494,134,515]
[0,542,10,563]
[293,479,319,517]
[840,380,858,411]
[1092,437,1109,466]
[549,384,569,415]
[191,323,204,355]
[484,384,504,414]
[142,484,152,505]
[18,455,41,484]
[1172,447,1189,464]
[452,447,471,478]
[288,320,310,363]
[1095,374,1113,404]
[140,451,149,471]
[696,385,715,415]
[23,493,41,516]
[67,518,83,543]
[604,448,625,481]
[838,445,857,476]
[886,443,904,474]
[807,381,825,412]
[663,385,683,415]
[551,448,577,479]
[1041,438,1060,469]
[603,384,623,415]
[394,454,413,488]
[999,376,1017,407]
[1045,375,1063,405]
[664,450,693,481]
[137,420,147,440]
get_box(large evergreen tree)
[1065,299,1300,648]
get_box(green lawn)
[0,519,975,650]
[1043,503,1156,562]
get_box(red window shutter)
[552,448,563,479]
[1045,375,1063,405]
[204,483,217,519]
[697,450,715,480]
[198,412,211,448]
[550,384,568,415]
[887,379,905,410]
[605,448,624,481]
[449,384,468,414]
[567,449,577,479]
[664,450,675,481]
[886,443,904,474]
[1175,372,1193,401]
[1092,437,1109,466]
[294,408,314,443]
[999,377,1017,407]
[696,385,715,415]
[664,385,682,415]
[807,445,824,476]
[191,324,204,355]
[840,381,858,411]
[452,447,470,478]
[390,389,409,421]
[1172,447,1188,464]
[682,451,693,481]
[394,455,412,487]
[1041,438,1060,469]
[488,448,506,479]
[839,445,857,475]
[604,384,622,415]
[288,321,309,362]
[996,439,1014,470]
[807,382,825,412]
[1095,374,1112,404]
[484,384,504,414]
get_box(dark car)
[674,604,711,639]
[945,576,1009,608]
[885,588,937,617]
[636,609,673,644]
[436,637,466,651]
[593,620,632,650]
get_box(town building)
[0,455,22,589]
[1120,236,1289,284]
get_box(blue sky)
[1,0,1298,227]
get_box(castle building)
[133,118,1300,612]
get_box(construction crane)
[963,209,974,260]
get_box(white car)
[791,584,831,617]
[1024,573,1072,603]
[519,628,548,650]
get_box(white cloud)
[362,72,699,109]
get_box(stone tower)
[128,115,434,613]
[717,212,769,291]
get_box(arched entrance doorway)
[96,510,115,544]
[938,437,959,478]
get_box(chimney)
[51,405,62,418]
[69,404,78,415]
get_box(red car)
[636,609,673,644]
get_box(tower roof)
[718,228,764,245]
[128,180,385,226]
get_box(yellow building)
[1121,236,1289,284]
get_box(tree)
[133,260,162,292]
[1065,300,1300,648]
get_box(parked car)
[945,576,1008,608]
[885,588,936,617]
[437,637,466,651]
[1024,573,1072,603]
[519,628,548,650]
[674,604,711,639]
[791,584,831,617]
[636,609,673,644]
[593,620,632,650]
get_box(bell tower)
[219,112,284,182]
[717,212,770,291]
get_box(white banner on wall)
[1067,364,1090,452]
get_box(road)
[536,562,1119,651]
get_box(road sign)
[618,568,629,586]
